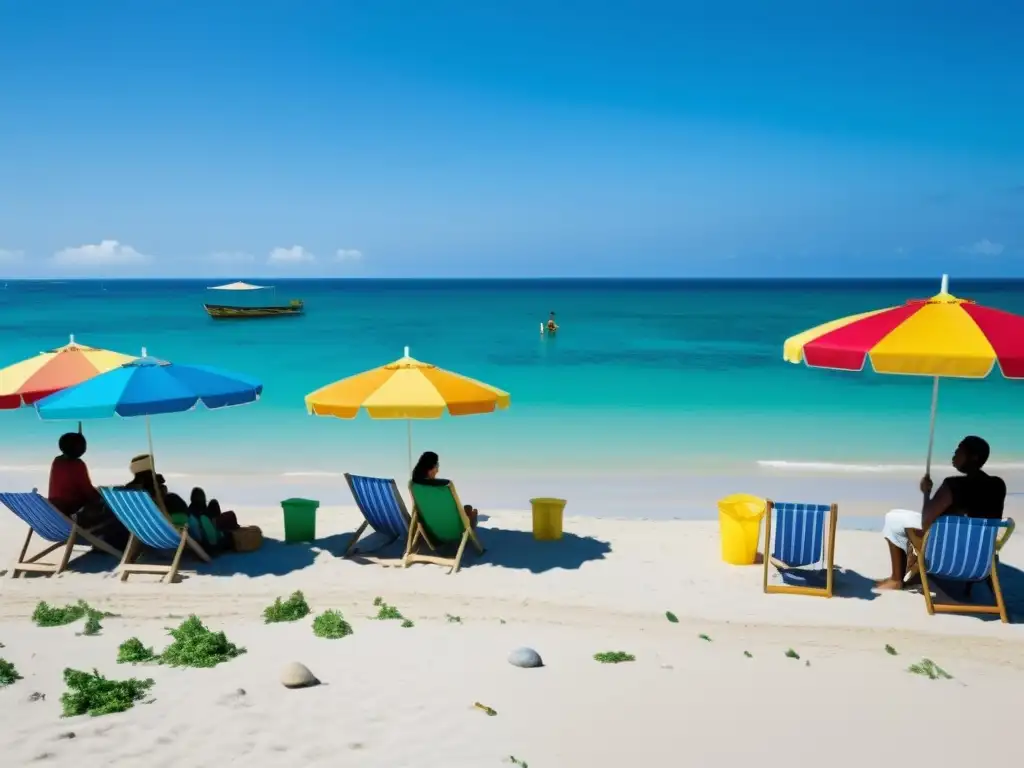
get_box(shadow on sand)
[923,560,1024,623]
[318,526,612,574]
[772,565,880,601]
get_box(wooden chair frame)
[11,513,123,578]
[911,520,1015,623]
[403,481,484,574]
[342,474,434,564]
[101,487,211,584]
[762,501,838,598]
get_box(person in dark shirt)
[411,450,480,528]
[875,435,1006,590]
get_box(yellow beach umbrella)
[305,346,510,469]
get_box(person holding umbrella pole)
[875,436,1006,590]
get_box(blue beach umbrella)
[34,349,262,487]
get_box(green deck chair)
[405,481,484,574]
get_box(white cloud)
[335,248,363,262]
[0,248,24,263]
[268,245,316,264]
[210,250,255,265]
[962,239,1004,256]
[52,239,150,267]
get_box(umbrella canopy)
[35,349,262,512]
[35,350,263,420]
[306,347,510,419]
[782,274,1024,478]
[0,335,136,409]
[783,276,1024,378]
[305,346,510,470]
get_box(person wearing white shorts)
[875,436,1006,591]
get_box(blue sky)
[0,1,1022,278]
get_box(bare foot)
[874,578,904,591]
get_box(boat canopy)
[207,281,270,291]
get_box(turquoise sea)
[2,278,1023,516]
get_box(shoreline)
[4,460,1024,523]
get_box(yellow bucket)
[529,497,566,541]
[716,493,766,565]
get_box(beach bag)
[232,525,263,552]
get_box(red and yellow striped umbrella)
[783,275,1024,475]
[784,278,1024,378]
[0,335,136,409]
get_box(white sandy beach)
[1,502,1023,768]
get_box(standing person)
[411,451,480,528]
[546,311,559,333]
[875,435,1006,591]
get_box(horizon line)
[0,275,1004,282]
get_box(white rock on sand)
[0,504,1022,767]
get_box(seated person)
[122,455,241,550]
[123,454,188,519]
[876,435,1006,591]
[189,488,241,549]
[48,432,129,547]
[411,450,479,529]
[48,432,102,518]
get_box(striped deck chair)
[918,516,1015,623]
[342,474,429,561]
[405,481,484,574]
[0,490,122,577]
[762,500,838,598]
[99,487,211,583]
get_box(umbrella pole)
[923,376,940,502]
[407,419,413,476]
[145,414,166,515]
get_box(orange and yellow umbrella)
[305,346,510,467]
[783,274,1024,476]
[0,335,137,410]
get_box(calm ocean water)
[2,278,1024,512]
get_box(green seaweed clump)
[60,668,154,717]
[263,591,311,623]
[908,659,952,680]
[117,637,159,664]
[0,658,22,687]
[312,610,353,639]
[158,616,245,668]
[373,597,403,620]
[33,600,89,627]
[593,651,635,664]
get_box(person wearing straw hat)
[876,436,1006,590]
[122,454,242,551]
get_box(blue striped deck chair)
[99,487,211,583]
[918,516,1016,623]
[342,474,432,561]
[0,490,122,577]
[762,500,838,598]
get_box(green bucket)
[281,498,320,543]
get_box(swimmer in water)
[546,311,559,333]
